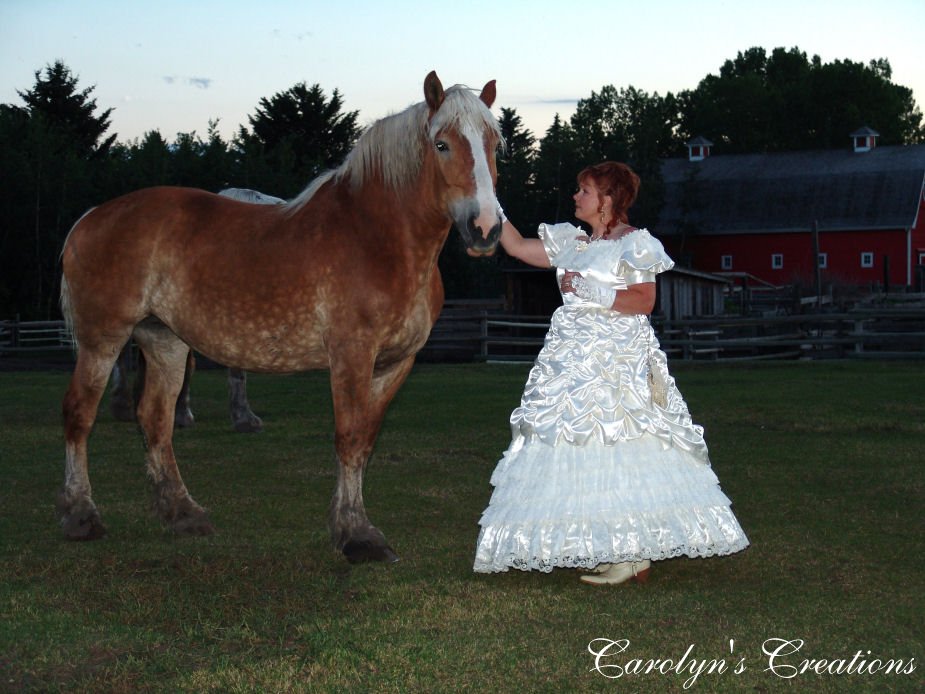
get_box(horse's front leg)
[328,353,415,563]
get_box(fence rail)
[422,307,925,362]
[4,307,925,365]
[0,320,72,354]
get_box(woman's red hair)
[577,161,640,230]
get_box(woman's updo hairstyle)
[577,161,640,230]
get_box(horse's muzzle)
[462,218,501,257]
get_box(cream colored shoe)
[579,560,651,586]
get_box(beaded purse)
[642,317,669,408]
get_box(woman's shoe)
[578,563,610,574]
[579,560,651,586]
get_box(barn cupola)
[850,126,880,153]
[686,136,713,162]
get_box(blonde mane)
[286,84,501,213]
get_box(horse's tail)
[59,275,77,353]
[59,208,94,352]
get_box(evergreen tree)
[0,61,116,317]
[17,60,116,158]
[239,82,361,196]
[495,107,537,229]
[532,115,581,229]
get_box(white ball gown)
[473,223,750,573]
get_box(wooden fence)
[4,305,924,365]
[420,304,925,362]
[0,320,72,354]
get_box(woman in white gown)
[473,162,749,585]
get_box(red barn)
[658,129,925,290]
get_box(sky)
[2,0,924,145]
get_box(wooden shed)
[501,262,729,320]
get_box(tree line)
[1,48,922,319]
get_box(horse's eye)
[435,140,449,153]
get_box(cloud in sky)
[162,76,213,89]
[188,77,212,90]
[533,98,580,106]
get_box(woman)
[473,162,748,585]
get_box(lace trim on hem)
[473,542,749,574]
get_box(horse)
[108,187,286,434]
[58,71,502,563]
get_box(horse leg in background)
[110,347,150,424]
[59,342,127,540]
[109,344,136,422]
[135,349,195,429]
[328,351,415,563]
[228,368,263,433]
[133,323,214,536]
[173,350,195,428]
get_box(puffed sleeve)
[616,230,675,285]
[538,222,584,264]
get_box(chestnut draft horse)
[108,187,286,434]
[58,71,502,563]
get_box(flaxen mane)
[287,85,502,213]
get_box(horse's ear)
[424,71,445,114]
[479,80,497,108]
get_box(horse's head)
[424,71,502,257]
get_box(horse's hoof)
[232,417,264,434]
[60,510,107,541]
[174,410,195,429]
[57,493,107,541]
[157,491,214,536]
[171,513,215,536]
[343,540,400,564]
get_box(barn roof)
[658,143,925,236]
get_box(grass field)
[0,360,923,693]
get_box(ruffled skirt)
[473,307,749,573]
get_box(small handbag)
[642,318,669,408]
[648,355,669,408]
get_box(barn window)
[861,252,874,268]
[817,253,828,269]
[772,253,783,269]
[721,255,733,270]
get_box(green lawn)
[0,361,922,692]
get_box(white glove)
[497,203,507,223]
[571,274,618,309]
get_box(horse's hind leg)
[173,350,195,429]
[228,368,263,433]
[133,324,214,536]
[134,349,196,429]
[60,346,124,540]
